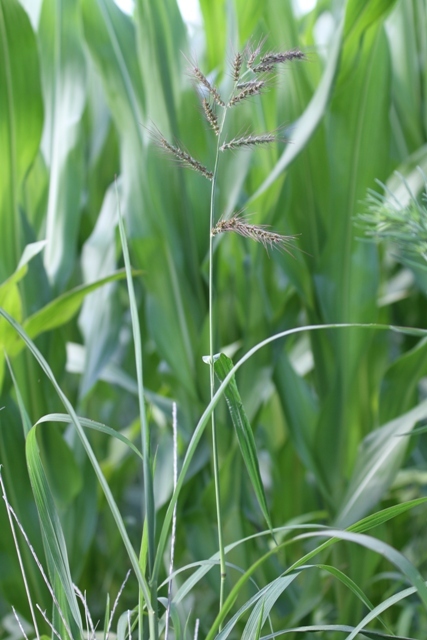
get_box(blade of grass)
[153,322,427,581]
[211,353,274,535]
[0,308,153,616]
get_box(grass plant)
[1,0,427,639]
[152,39,305,617]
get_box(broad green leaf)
[19,270,132,348]
[82,0,145,232]
[385,0,425,155]
[0,244,47,373]
[312,24,392,505]
[212,353,273,534]
[39,0,86,290]
[342,0,399,64]
[379,337,427,424]
[251,18,343,202]
[273,352,330,499]
[78,184,121,397]
[0,0,43,282]
[199,0,226,71]
[135,0,187,135]
[336,398,427,527]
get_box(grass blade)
[212,353,274,535]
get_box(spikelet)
[202,99,220,135]
[232,50,243,82]
[247,36,267,70]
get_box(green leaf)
[38,0,86,289]
[36,414,144,461]
[20,270,132,348]
[26,425,83,635]
[223,575,299,640]
[78,184,121,397]
[336,398,427,527]
[0,306,152,607]
[379,337,427,424]
[212,353,274,534]
[250,17,344,202]
[0,0,43,281]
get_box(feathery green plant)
[360,171,427,263]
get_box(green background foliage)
[1,0,427,637]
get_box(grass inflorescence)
[151,37,305,621]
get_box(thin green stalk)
[209,104,228,617]
[116,183,158,640]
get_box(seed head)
[212,213,300,256]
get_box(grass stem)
[208,103,228,621]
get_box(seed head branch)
[212,213,300,256]
[220,132,282,151]
[228,80,266,106]
[150,127,213,180]
[187,58,225,107]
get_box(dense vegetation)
[1,0,427,638]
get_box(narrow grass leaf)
[287,530,427,609]
[261,625,416,639]
[241,577,296,640]
[25,426,83,635]
[216,575,299,640]
[35,414,144,461]
[0,307,153,609]
[212,353,274,535]
[344,583,426,640]
[306,563,391,633]
[154,323,427,580]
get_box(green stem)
[209,104,228,618]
